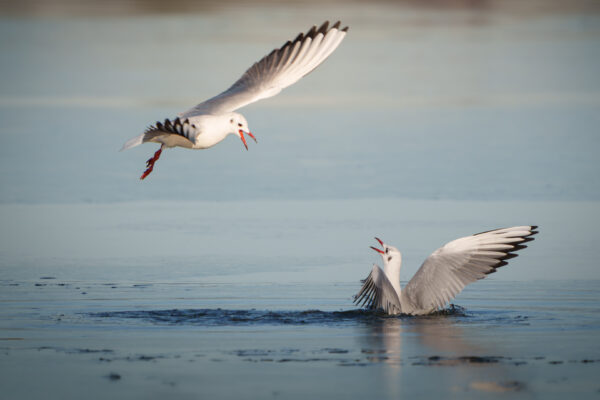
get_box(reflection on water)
[2,275,600,398]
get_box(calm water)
[1,1,600,399]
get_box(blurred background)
[0,0,599,281]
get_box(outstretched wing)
[179,21,348,117]
[354,264,402,315]
[403,225,538,314]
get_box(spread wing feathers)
[354,264,402,315]
[179,21,348,117]
[121,118,198,151]
[402,225,538,313]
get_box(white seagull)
[121,21,348,179]
[354,226,538,315]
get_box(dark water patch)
[234,349,277,357]
[73,348,113,354]
[366,355,390,362]
[362,349,387,354]
[277,358,341,363]
[132,355,162,361]
[323,348,349,354]
[40,276,56,280]
[34,283,46,287]
[33,346,115,355]
[339,362,370,367]
[90,307,467,327]
[106,372,121,381]
[565,359,600,364]
[412,355,506,366]
[231,348,356,364]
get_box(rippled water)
[2,275,600,398]
[91,307,467,326]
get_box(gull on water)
[121,21,349,179]
[354,226,538,315]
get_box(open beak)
[239,130,257,150]
[370,237,385,254]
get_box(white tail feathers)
[120,133,145,151]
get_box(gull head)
[370,237,402,265]
[227,112,256,150]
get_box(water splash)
[91,306,467,326]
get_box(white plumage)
[121,21,348,179]
[354,226,538,315]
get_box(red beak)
[370,237,385,254]
[246,131,257,143]
[370,246,384,254]
[239,129,248,150]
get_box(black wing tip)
[500,253,520,261]
[511,244,528,252]
[481,225,540,269]
[317,21,329,35]
[329,20,348,32]
[474,225,540,237]
[145,117,196,137]
[285,21,346,49]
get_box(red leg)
[140,147,163,180]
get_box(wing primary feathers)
[178,21,348,117]
[401,226,538,314]
[317,21,329,35]
[501,253,520,261]
[143,117,199,143]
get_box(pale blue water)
[1,2,600,399]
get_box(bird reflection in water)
[357,313,522,395]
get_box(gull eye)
[230,119,234,124]
[385,248,389,254]
[238,123,243,127]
